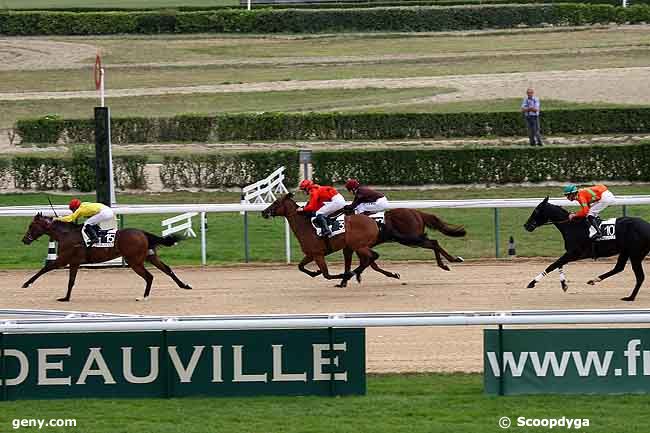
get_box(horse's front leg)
[314,256,350,280]
[298,256,322,278]
[58,263,79,302]
[336,248,354,288]
[527,252,576,289]
[22,261,59,288]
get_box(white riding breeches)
[316,194,346,216]
[84,207,115,227]
[588,190,615,217]
[355,197,389,214]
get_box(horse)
[523,197,650,301]
[262,193,398,283]
[337,208,466,287]
[22,213,192,302]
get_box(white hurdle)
[162,212,198,238]
[240,166,292,264]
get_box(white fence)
[2,308,650,333]
[5,196,650,264]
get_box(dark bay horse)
[340,207,466,286]
[524,197,650,301]
[262,193,397,283]
[22,213,191,301]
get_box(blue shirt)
[521,96,540,117]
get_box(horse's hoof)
[455,256,465,263]
[561,281,569,292]
[57,297,70,302]
[587,280,596,286]
[393,273,401,280]
[136,296,149,302]
[440,265,450,271]
[527,281,536,289]
[335,283,345,288]
[621,296,635,302]
[183,284,192,290]
[356,273,362,284]
[21,283,29,289]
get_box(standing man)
[521,87,543,146]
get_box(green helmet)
[563,184,578,195]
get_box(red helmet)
[299,179,314,191]
[345,178,360,191]
[69,198,81,211]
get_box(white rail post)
[285,219,291,264]
[200,212,206,266]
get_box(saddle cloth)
[590,218,616,242]
[82,227,117,248]
[310,212,385,238]
[311,215,345,238]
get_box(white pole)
[622,0,627,7]
[106,106,116,206]
[200,212,206,266]
[285,219,291,264]
[247,0,251,10]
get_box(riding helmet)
[69,198,82,210]
[345,178,360,191]
[563,184,578,195]
[299,179,314,191]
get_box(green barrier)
[485,328,650,395]
[0,328,365,400]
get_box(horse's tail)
[418,211,466,237]
[145,232,180,248]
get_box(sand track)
[2,259,649,373]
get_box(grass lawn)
[1,373,649,433]
[2,29,650,94]
[0,87,453,128]
[3,185,649,269]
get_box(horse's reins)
[538,217,570,226]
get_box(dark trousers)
[525,115,542,146]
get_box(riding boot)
[587,215,602,239]
[84,224,99,246]
[315,214,331,238]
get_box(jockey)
[297,179,346,237]
[343,178,389,215]
[56,199,115,245]
[563,184,616,239]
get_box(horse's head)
[23,212,53,244]
[524,197,569,232]
[262,193,297,219]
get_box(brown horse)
[262,193,398,283]
[22,213,191,302]
[338,208,467,287]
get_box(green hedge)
[16,0,650,12]
[2,4,649,35]
[0,155,148,191]
[159,151,300,189]
[16,108,650,145]
[312,143,650,185]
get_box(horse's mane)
[543,201,570,219]
[36,214,79,231]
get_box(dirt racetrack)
[2,259,649,373]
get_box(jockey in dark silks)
[343,178,389,215]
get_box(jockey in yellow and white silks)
[56,199,114,245]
